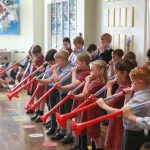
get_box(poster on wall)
[0,0,20,34]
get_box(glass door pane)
[69,0,77,41]
[51,3,56,48]
[62,1,69,38]
[56,2,62,48]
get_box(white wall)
[0,0,44,54]
[95,0,147,65]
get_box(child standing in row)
[69,36,85,66]
[73,60,107,150]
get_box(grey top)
[123,88,150,131]
[136,117,150,129]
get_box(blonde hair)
[101,33,112,43]
[76,52,91,65]
[130,65,150,85]
[91,60,107,84]
[54,50,69,61]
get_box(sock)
[36,110,40,115]
[81,135,88,149]
[92,141,96,150]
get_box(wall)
[0,0,44,55]
[95,0,147,65]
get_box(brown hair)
[113,49,124,58]
[101,33,112,43]
[54,50,69,61]
[31,45,42,54]
[76,52,91,65]
[124,51,137,68]
[130,65,150,85]
[91,60,107,84]
[115,59,135,80]
[73,36,84,45]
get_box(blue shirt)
[123,88,150,131]
[68,48,85,66]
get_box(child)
[108,49,124,79]
[97,59,134,150]
[58,52,91,145]
[91,33,113,64]
[86,44,97,54]
[9,62,19,84]
[69,36,85,66]
[0,65,11,89]
[62,37,72,55]
[97,65,150,150]
[123,107,150,129]
[36,50,72,137]
[72,60,107,150]
[123,51,137,68]
[146,48,150,67]
[29,45,46,121]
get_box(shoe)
[45,123,51,129]
[69,145,80,150]
[34,116,42,123]
[46,127,55,135]
[26,109,34,114]
[53,129,60,135]
[144,142,150,148]
[51,132,65,140]
[31,110,40,121]
[43,121,51,126]
[60,135,73,144]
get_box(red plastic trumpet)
[0,57,26,76]
[39,81,85,123]
[27,72,72,112]
[71,100,150,136]
[56,91,124,128]
[24,74,47,110]
[9,62,47,93]
[7,69,49,101]
[72,110,123,136]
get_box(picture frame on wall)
[109,8,115,27]
[120,8,127,27]
[104,8,109,27]
[115,8,121,27]
[127,7,134,27]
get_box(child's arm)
[37,76,54,85]
[73,75,91,99]
[51,65,62,82]
[59,67,81,91]
[106,80,115,97]
[97,98,120,113]
[123,107,150,129]
[123,87,133,103]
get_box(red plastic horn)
[27,72,72,112]
[72,110,123,136]
[7,77,37,101]
[24,74,47,110]
[71,99,150,136]
[39,81,85,123]
[7,68,50,101]
[28,83,59,112]
[9,62,48,93]
[9,66,34,93]
[56,91,124,128]
[0,57,26,77]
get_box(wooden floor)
[0,89,149,150]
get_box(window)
[50,0,77,49]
